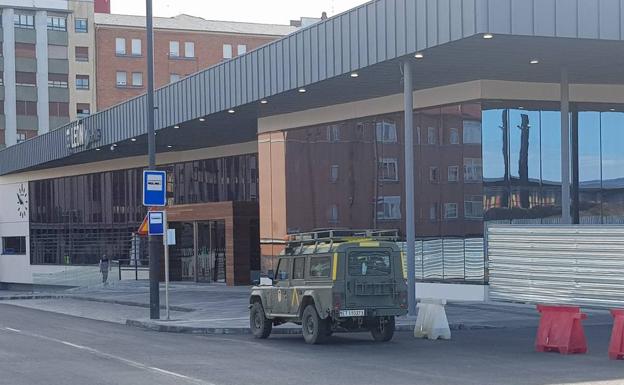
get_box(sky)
[111,0,370,25]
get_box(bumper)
[333,308,408,318]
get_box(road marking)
[0,326,217,385]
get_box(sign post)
[145,0,159,320]
[162,213,170,320]
[143,169,166,320]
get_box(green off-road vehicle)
[249,230,408,344]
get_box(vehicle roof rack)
[284,229,399,255]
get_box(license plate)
[339,309,365,317]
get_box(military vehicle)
[249,229,408,344]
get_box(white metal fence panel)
[487,224,624,309]
[397,238,485,282]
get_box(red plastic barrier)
[609,309,624,360]
[535,305,588,355]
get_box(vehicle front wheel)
[370,316,395,342]
[250,302,272,339]
[302,304,327,344]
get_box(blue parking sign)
[148,211,165,236]
[143,170,166,206]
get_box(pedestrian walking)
[99,255,110,285]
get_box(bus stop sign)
[143,170,166,206]
[148,211,165,236]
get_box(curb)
[0,293,195,313]
[0,294,66,301]
[67,295,195,312]
[125,319,500,335]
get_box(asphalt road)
[0,303,622,385]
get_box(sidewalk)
[0,281,615,335]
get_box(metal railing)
[397,238,485,283]
[116,258,150,281]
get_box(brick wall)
[95,26,280,110]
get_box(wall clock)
[16,183,28,219]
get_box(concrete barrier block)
[414,298,451,340]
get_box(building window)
[169,41,179,58]
[16,43,37,59]
[184,42,195,58]
[47,16,66,31]
[223,44,232,59]
[376,120,397,143]
[378,158,398,181]
[429,167,439,183]
[16,72,36,86]
[463,120,482,144]
[16,101,37,116]
[132,72,143,87]
[48,44,68,60]
[237,44,247,55]
[75,18,88,33]
[14,13,35,29]
[75,46,89,62]
[16,133,27,144]
[377,196,401,220]
[170,73,180,83]
[429,203,439,221]
[2,237,26,255]
[76,103,90,118]
[464,158,483,182]
[48,73,68,88]
[444,203,458,219]
[449,127,460,144]
[329,165,339,183]
[427,127,437,144]
[448,165,459,182]
[131,39,141,56]
[49,102,69,117]
[75,75,89,90]
[115,38,126,55]
[116,71,127,87]
[328,204,339,223]
[328,125,340,142]
[464,195,483,219]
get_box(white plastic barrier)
[414,298,451,340]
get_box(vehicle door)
[344,246,398,309]
[271,257,291,315]
[288,257,306,315]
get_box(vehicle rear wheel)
[302,305,327,344]
[370,316,395,342]
[250,302,272,339]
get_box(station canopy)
[2,0,624,175]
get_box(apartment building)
[0,0,98,149]
[94,13,297,110]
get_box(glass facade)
[282,103,483,238]
[29,154,258,265]
[482,102,624,225]
[276,100,624,242]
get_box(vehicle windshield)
[348,251,391,276]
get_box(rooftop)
[94,13,298,36]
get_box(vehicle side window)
[309,256,331,278]
[293,257,305,280]
[275,258,290,281]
